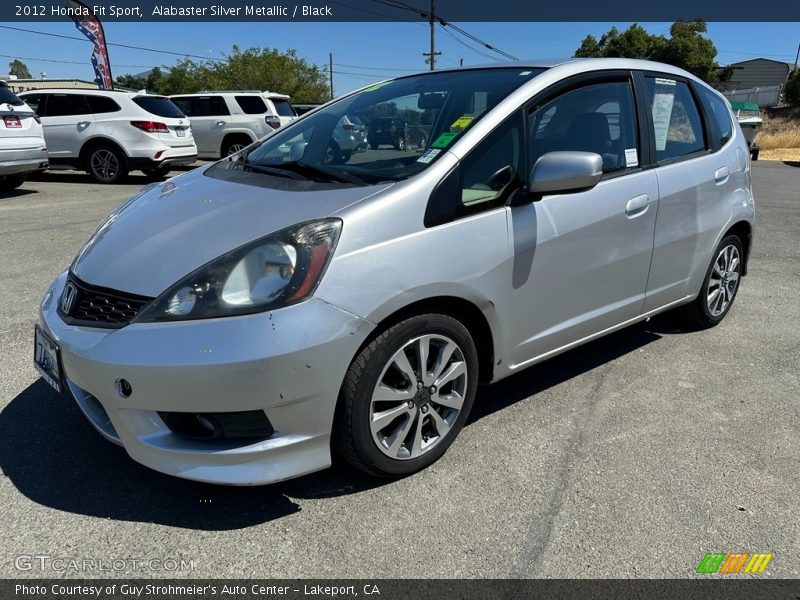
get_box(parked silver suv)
[36,59,754,485]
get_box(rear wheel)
[751,146,760,161]
[679,235,744,329]
[394,136,406,151]
[333,314,479,478]
[323,141,343,165]
[86,145,128,184]
[0,173,26,191]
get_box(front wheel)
[680,235,744,329]
[333,314,479,478]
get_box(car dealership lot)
[0,161,798,578]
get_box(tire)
[323,141,342,165]
[370,143,379,150]
[222,137,251,158]
[86,145,128,184]
[333,313,479,478]
[142,166,171,181]
[751,146,760,161]
[0,173,26,191]
[678,234,744,329]
[394,136,406,151]
[341,150,352,163]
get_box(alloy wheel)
[369,334,468,460]
[90,149,120,183]
[227,143,246,156]
[707,244,741,317]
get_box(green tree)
[572,20,720,82]
[785,69,800,108]
[8,59,32,79]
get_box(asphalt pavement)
[0,161,798,578]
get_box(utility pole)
[794,41,799,71]
[329,53,334,100]
[422,0,441,70]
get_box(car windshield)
[242,67,545,185]
[133,96,185,118]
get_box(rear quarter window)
[235,95,268,114]
[698,86,733,147]
[86,95,121,114]
[644,77,706,163]
[132,96,185,118]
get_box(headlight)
[135,219,342,322]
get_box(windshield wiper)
[242,161,310,181]
[279,161,368,186]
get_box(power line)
[0,25,227,62]
[334,62,419,72]
[444,23,517,60]
[437,23,497,62]
[0,53,156,69]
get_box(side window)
[171,97,194,116]
[698,86,733,148]
[192,96,230,117]
[644,77,706,162]
[235,95,268,114]
[45,94,91,117]
[22,94,46,116]
[86,95,121,114]
[529,80,639,175]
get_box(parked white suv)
[0,81,48,191]
[170,91,297,159]
[18,89,197,183]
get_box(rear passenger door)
[40,93,95,159]
[507,73,659,365]
[639,74,736,311]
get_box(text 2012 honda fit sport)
[35,59,754,484]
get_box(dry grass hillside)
[758,107,800,161]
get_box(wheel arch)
[79,137,129,168]
[220,131,256,157]
[356,296,496,386]
[723,220,752,276]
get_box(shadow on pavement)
[0,188,37,200]
[1,322,663,530]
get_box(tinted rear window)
[271,99,295,117]
[0,84,24,106]
[133,96,185,118]
[698,86,733,147]
[235,95,268,114]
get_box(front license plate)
[34,325,62,393]
[175,127,186,137]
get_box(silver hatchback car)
[35,59,754,485]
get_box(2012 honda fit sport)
[35,59,755,485]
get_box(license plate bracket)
[34,325,63,393]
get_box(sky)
[1,21,798,96]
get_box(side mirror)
[528,151,603,196]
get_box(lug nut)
[421,405,428,413]
[408,401,414,409]
[429,386,437,393]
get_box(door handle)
[625,194,650,218]
[714,166,730,184]
[216,121,226,126]
[77,121,91,127]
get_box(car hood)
[72,165,390,297]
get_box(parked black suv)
[367,117,409,150]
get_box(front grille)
[59,274,153,328]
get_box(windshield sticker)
[625,148,639,168]
[651,78,676,152]
[363,81,392,92]
[417,148,442,164]
[431,131,460,148]
[450,116,474,130]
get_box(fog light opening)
[115,378,132,398]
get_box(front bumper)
[39,271,373,485]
